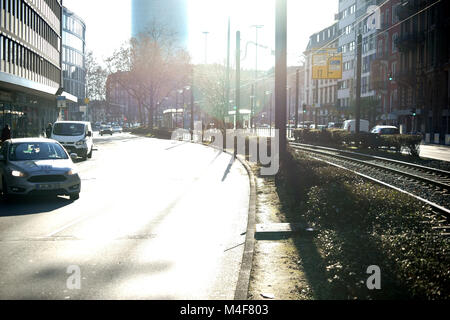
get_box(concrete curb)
[233,155,257,301]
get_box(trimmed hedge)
[293,129,422,157]
[130,127,174,140]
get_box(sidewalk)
[419,143,450,162]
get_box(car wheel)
[88,148,93,159]
[69,193,80,201]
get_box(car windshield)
[9,142,68,161]
[381,128,399,134]
[53,123,85,136]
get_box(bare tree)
[85,51,108,101]
[194,64,230,130]
[106,21,191,129]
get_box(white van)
[343,119,370,133]
[51,121,94,160]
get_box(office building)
[62,6,86,120]
[0,0,75,137]
[304,22,340,125]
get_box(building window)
[392,33,398,53]
[349,41,355,52]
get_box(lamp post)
[250,84,255,130]
[265,90,272,136]
[251,25,264,130]
[287,86,292,137]
[275,0,287,157]
[182,86,190,129]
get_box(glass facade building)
[0,0,67,137]
[62,6,86,120]
[131,0,188,48]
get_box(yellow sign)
[84,98,90,104]
[312,49,342,80]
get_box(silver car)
[0,138,81,201]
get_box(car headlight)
[66,168,78,175]
[11,170,26,177]
[75,139,86,146]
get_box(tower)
[131,0,189,48]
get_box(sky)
[63,0,339,70]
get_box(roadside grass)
[274,147,450,299]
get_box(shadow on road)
[0,196,73,217]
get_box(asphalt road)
[0,133,250,299]
[419,143,450,162]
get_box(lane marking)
[45,215,90,237]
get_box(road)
[0,133,250,299]
[419,143,450,162]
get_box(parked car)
[100,125,113,136]
[370,125,400,135]
[298,121,313,128]
[0,138,81,200]
[309,124,327,130]
[343,119,370,133]
[327,122,343,129]
[51,121,94,161]
[112,126,123,134]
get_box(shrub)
[130,127,174,139]
[400,135,422,157]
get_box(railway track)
[289,142,450,236]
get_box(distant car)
[370,125,400,135]
[298,122,313,128]
[51,121,94,161]
[309,124,327,130]
[100,125,113,136]
[328,122,343,129]
[0,138,81,201]
[112,126,122,133]
[343,119,370,133]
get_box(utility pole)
[175,91,179,129]
[355,33,362,133]
[269,92,273,136]
[295,69,300,128]
[182,90,185,129]
[190,79,195,141]
[251,25,264,130]
[226,17,231,123]
[235,30,241,129]
[275,0,287,157]
[287,87,291,125]
[314,79,318,127]
[250,84,255,129]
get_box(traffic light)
[411,109,416,117]
[388,73,393,81]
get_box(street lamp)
[182,86,190,129]
[265,90,272,136]
[251,25,264,130]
